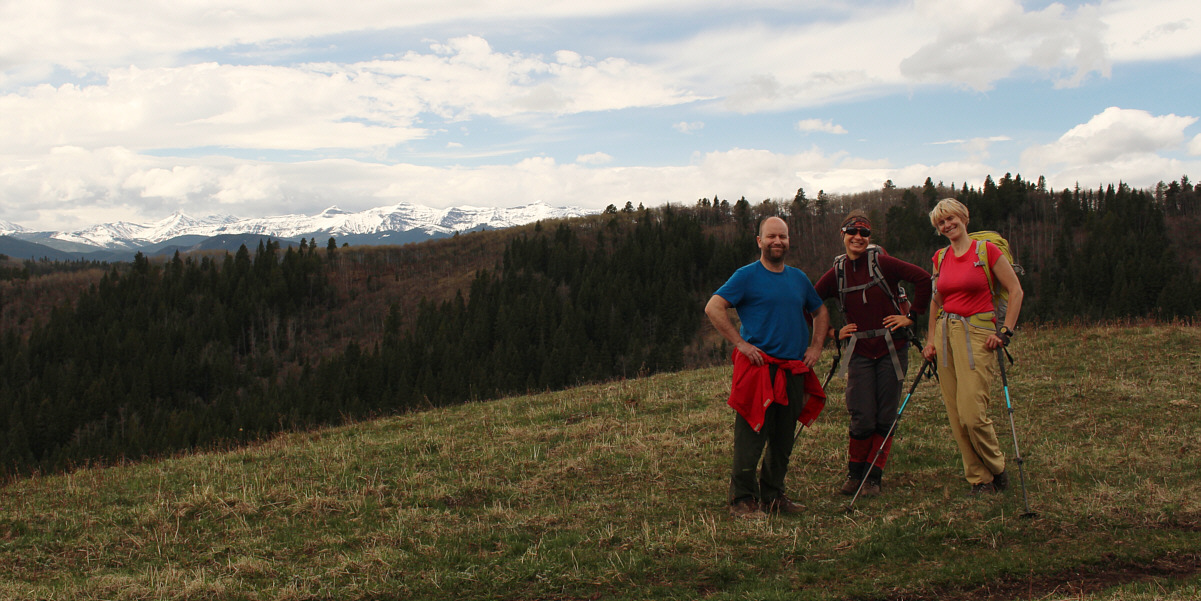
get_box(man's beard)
[764,245,787,265]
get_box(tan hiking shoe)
[729,498,766,519]
[765,495,803,514]
[839,476,862,496]
[861,477,882,497]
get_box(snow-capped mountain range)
[1,202,594,251]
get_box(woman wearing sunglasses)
[814,211,932,497]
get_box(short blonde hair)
[929,198,969,229]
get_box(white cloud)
[576,152,613,165]
[5,1,1197,110]
[1189,133,1201,156]
[658,17,916,112]
[0,37,700,154]
[931,136,1012,162]
[646,0,1190,111]
[0,63,425,153]
[899,0,1111,90]
[0,145,937,231]
[0,1,704,81]
[6,131,1198,233]
[1102,0,1201,61]
[1021,107,1197,168]
[1039,154,1199,192]
[796,119,847,134]
[673,121,704,134]
[1019,107,1201,190]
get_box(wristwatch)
[998,326,1014,344]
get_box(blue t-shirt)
[713,261,823,361]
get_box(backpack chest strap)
[841,281,876,306]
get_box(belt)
[838,328,904,381]
[939,311,995,370]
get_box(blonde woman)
[920,199,1023,494]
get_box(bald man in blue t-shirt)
[706,216,828,518]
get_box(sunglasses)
[842,226,871,237]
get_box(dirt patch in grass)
[893,551,1201,601]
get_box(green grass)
[2,323,1199,600]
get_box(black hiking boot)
[992,470,1009,492]
[969,481,997,495]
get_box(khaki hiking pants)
[935,316,1006,485]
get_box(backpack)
[833,244,911,323]
[933,231,1023,325]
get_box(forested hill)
[0,175,1197,478]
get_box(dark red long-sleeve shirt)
[814,252,932,359]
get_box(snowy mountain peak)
[0,220,27,235]
[26,201,594,250]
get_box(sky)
[1,0,1199,232]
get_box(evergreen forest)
[0,175,1197,477]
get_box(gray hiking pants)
[845,349,910,438]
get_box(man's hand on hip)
[803,346,822,368]
[736,341,765,366]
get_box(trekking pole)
[822,337,843,390]
[996,346,1038,518]
[847,358,935,512]
[793,423,805,446]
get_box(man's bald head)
[756,216,790,270]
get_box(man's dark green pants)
[729,365,809,504]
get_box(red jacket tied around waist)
[727,351,827,433]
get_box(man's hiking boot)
[992,470,1009,492]
[839,476,862,496]
[861,476,882,497]
[969,481,997,495]
[765,495,803,515]
[729,498,766,519]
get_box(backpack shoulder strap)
[974,239,997,297]
[866,248,905,316]
[933,246,949,277]
[833,253,849,315]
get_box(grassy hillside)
[2,323,1199,600]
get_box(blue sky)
[1,0,1199,232]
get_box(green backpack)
[933,231,1023,325]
